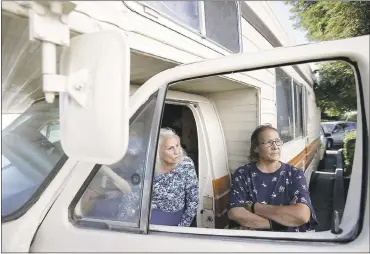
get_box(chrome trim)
[165,98,198,106]
[78,217,139,229]
[139,85,167,234]
[148,223,345,242]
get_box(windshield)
[2,99,65,218]
[321,123,336,134]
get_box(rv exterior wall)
[206,88,258,174]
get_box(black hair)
[249,124,278,162]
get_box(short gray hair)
[155,128,187,173]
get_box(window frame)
[66,58,366,244]
[276,67,307,141]
[275,67,295,142]
[138,1,243,54]
[140,1,202,34]
[291,77,296,138]
[146,60,366,242]
[303,86,309,137]
[202,0,242,54]
[292,80,304,138]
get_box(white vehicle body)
[1,1,369,252]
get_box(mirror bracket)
[24,1,76,104]
[43,69,89,107]
[26,1,75,45]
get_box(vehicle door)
[26,35,369,252]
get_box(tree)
[286,1,370,115]
[315,61,356,116]
[287,1,370,41]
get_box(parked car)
[321,121,357,148]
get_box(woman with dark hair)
[227,124,318,232]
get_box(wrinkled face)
[160,135,180,165]
[256,129,282,162]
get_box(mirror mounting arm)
[24,1,77,104]
[43,69,89,107]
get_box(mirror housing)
[59,31,130,165]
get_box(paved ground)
[309,145,343,232]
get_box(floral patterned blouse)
[151,156,199,226]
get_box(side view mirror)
[59,31,130,165]
[325,133,332,137]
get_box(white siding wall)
[246,1,295,47]
[206,88,258,174]
[240,17,277,127]
[241,19,274,53]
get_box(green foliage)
[321,111,341,121]
[315,61,357,115]
[285,1,370,115]
[323,108,342,118]
[343,130,356,176]
[286,1,370,41]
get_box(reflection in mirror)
[150,59,358,235]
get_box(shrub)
[343,130,356,176]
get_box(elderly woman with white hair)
[150,128,199,227]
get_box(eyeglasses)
[259,139,284,147]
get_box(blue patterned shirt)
[228,162,318,232]
[151,156,199,226]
